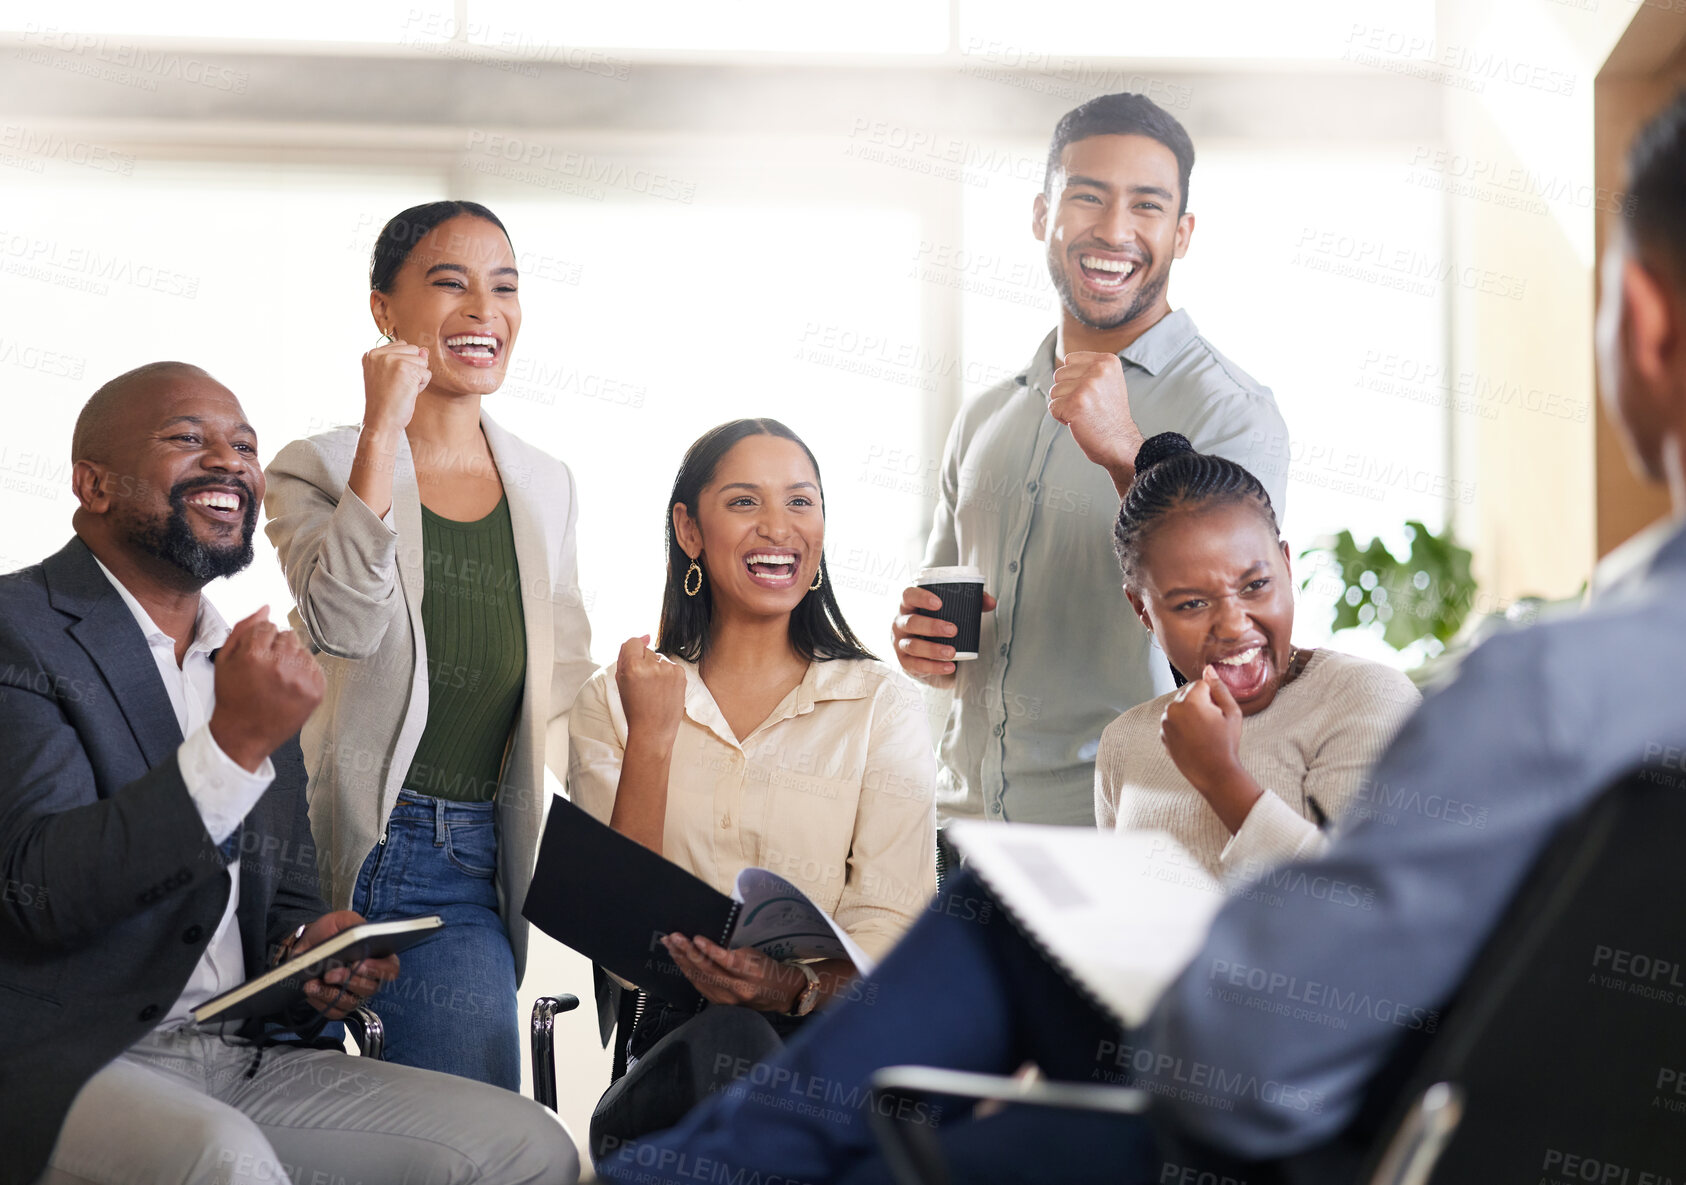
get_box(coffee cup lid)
[916,565,985,585]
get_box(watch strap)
[785,960,821,1017]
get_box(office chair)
[870,763,1686,1185]
[530,994,583,1111]
[343,1005,386,1060]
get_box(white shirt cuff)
[178,724,275,845]
[1218,790,1329,889]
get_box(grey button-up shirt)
[924,310,1290,827]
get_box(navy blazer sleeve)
[250,736,330,965]
[0,626,227,953]
[0,610,328,958]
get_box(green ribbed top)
[401,496,527,803]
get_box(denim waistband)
[392,789,497,842]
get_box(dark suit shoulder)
[4,539,107,625]
[0,558,51,613]
[0,561,55,678]
[0,543,114,687]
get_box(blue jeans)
[350,790,520,1090]
[595,869,1158,1184]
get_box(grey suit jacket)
[0,538,326,1185]
[264,411,596,980]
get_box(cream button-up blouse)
[568,656,938,962]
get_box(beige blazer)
[263,412,596,980]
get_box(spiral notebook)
[521,795,872,1008]
[949,823,1226,1028]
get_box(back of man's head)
[1626,90,1686,290]
[1045,93,1195,214]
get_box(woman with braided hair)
[1095,432,1420,885]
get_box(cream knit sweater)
[1094,648,1421,886]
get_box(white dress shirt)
[92,559,275,1027]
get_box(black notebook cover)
[191,916,444,1024]
[521,794,740,1008]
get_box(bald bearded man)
[0,362,578,1185]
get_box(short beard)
[131,486,258,583]
[1050,254,1170,333]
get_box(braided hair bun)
[1133,431,1195,474]
[1112,433,1278,588]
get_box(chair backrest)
[1353,763,1686,1183]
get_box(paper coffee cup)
[915,565,985,660]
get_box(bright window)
[467,0,950,54]
[0,0,453,43]
[958,0,1436,61]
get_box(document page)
[730,867,876,974]
[951,824,1224,1027]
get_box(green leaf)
[1299,520,1477,657]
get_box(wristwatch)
[785,961,821,1017]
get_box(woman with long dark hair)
[568,417,936,1152]
[264,200,595,1088]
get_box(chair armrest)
[345,1005,385,1061]
[530,994,582,1111]
[874,1067,1152,1114]
[869,1066,1151,1185]
[1365,1082,1464,1185]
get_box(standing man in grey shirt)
[893,93,1291,832]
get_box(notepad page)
[950,824,1225,1028]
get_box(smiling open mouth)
[1210,645,1271,699]
[1078,253,1139,290]
[443,333,500,365]
[744,551,798,587]
[181,488,245,524]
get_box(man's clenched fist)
[209,607,325,772]
[1047,351,1144,498]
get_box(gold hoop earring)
[377,327,397,345]
[684,560,703,597]
[809,566,823,592]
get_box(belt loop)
[434,795,448,845]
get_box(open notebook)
[522,795,873,1008]
[950,823,1226,1028]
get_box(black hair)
[1112,432,1279,588]
[369,200,512,294]
[1625,90,1686,282]
[1044,93,1196,216]
[656,418,876,665]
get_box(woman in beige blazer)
[264,200,595,1087]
